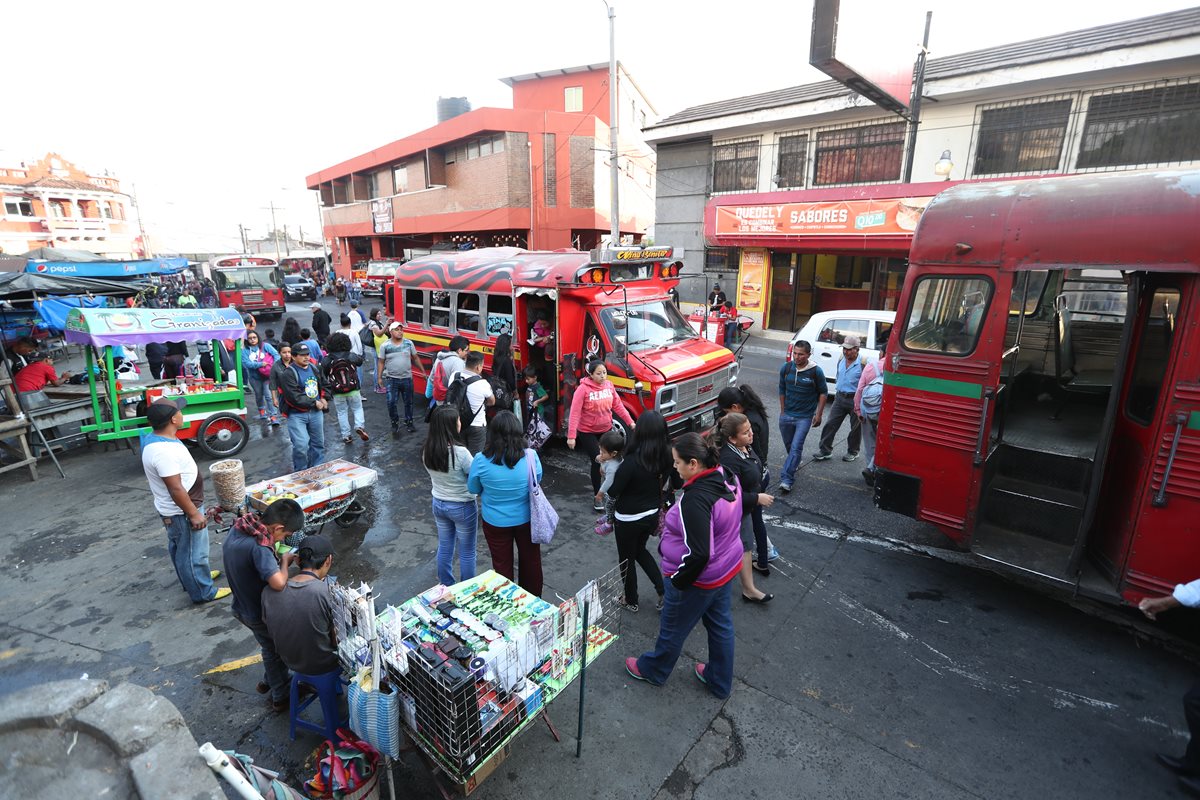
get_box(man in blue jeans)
[280,343,329,470]
[376,322,427,433]
[777,340,827,494]
[223,498,306,712]
[141,398,231,604]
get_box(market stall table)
[245,459,379,536]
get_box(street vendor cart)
[63,307,250,457]
[245,459,379,536]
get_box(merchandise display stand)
[331,566,624,796]
[245,459,378,540]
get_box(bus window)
[818,318,868,346]
[903,276,993,356]
[1061,269,1127,322]
[405,289,425,326]
[485,294,514,338]
[1009,271,1050,315]
[456,292,481,334]
[1126,288,1179,425]
[430,291,451,329]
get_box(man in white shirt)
[347,300,365,332]
[141,399,230,604]
[1141,580,1200,795]
[459,351,494,454]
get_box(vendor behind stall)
[14,352,72,409]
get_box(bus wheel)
[611,416,631,440]
[196,413,249,458]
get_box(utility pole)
[131,183,153,258]
[269,201,281,261]
[283,224,291,256]
[238,224,248,253]
[607,2,620,247]
[901,12,933,184]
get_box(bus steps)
[980,477,1084,547]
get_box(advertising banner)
[715,197,932,238]
[64,307,246,346]
[371,199,394,234]
[738,249,766,310]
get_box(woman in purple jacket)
[624,432,743,699]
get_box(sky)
[3,0,1194,254]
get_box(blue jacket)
[467,451,543,527]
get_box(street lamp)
[933,150,954,181]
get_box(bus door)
[876,271,1007,542]
[1089,274,1200,599]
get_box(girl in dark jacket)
[716,412,773,602]
[608,411,676,612]
[490,333,518,415]
[718,384,775,563]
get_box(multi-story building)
[306,63,657,278]
[0,153,141,258]
[645,8,1200,335]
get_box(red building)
[306,63,658,279]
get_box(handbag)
[256,351,275,378]
[348,679,401,760]
[305,728,381,800]
[526,414,552,451]
[526,448,559,545]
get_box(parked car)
[788,309,896,395]
[283,274,317,301]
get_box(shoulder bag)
[526,448,559,545]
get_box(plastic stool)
[289,669,347,742]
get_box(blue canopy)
[23,258,189,278]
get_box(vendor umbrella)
[0,272,146,300]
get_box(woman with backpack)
[855,338,888,486]
[624,433,743,700]
[321,332,368,443]
[242,330,280,425]
[467,411,543,596]
[422,405,478,587]
[567,360,636,511]
[489,333,518,418]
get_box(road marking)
[0,647,22,661]
[204,653,263,674]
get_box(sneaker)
[268,416,280,426]
[342,435,352,444]
[593,500,605,513]
[778,483,792,495]
[257,411,267,420]
[390,420,400,432]
[356,427,370,442]
[625,657,650,683]
[767,544,780,562]
[616,595,639,613]
[813,452,832,461]
[694,662,708,686]
[843,452,859,462]
[862,469,876,487]
[406,422,416,433]
[201,587,232,603]
[210,569,222,580]
[656,594,665,611]
[594,523,613,536]
[374,385,386,394]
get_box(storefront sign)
[738,249,766,310]
[715,197,933,237]
[64,307,247,346]
[371,198,394,234]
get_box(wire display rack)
[331,567,624,796]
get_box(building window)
[776,133,808,188]
[1077,81,1200,169]
[101,202,113,218]
[50,201,67,218]
[493,135,505,154]
[813,122,905,185]
[565,86,583,113]
[543,133,557,208]
[3,198,35,217]
[974,98,1071,175]
[393,165,408,194]
[704,247,738,276]
[367,172,379,198]
[712,140,759,193]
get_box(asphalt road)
[1,297,1197,798]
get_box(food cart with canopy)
[64,307,250,457]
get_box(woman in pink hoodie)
[568,360,636,510]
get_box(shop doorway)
[767,251,816,332]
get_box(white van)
[788,309,896,395]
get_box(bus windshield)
[367,262,400,277]
[600,300,696,352]
[215,268,280,290]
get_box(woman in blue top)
[467,410,544,596]
[242,330,281,425]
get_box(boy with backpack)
[446,351,494,454]
[854,339,887,486]
[321,333,367,444]
[431,336,470,405]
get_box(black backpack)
[326,356,359,394]
[445,373,483,430]
[359,325,375,350]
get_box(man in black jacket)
[280,343,329,470]
[310,302,332,345]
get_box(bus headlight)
[271,300,280,306]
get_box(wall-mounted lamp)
[933,150,954,181]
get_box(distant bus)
[202,255,286,319]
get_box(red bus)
[203,255,287,320]
[386,246,738,435]
[874,169,1200,605]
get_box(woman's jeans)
[333,392,364,438]
[636,579,735,699]
[614,513,664,606]
[778,413,814,488]
[247,373,277,417]
[432,497,478,586]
